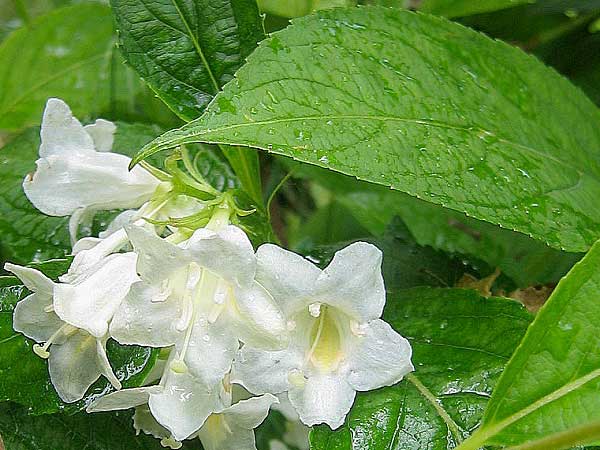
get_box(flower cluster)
[6,99,414,450]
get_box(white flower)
[5,259,138,402]
[272,394,310,450]
[196,393,278,450]
[110,221,287,388]
[23,98,161,243]
[232,242,414,429]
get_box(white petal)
[87,386,162,412]
[48,330,102,403]
[315,242,385,321]
[54,253,138,337]
[149,370,219,441]
[231,345,303,395]
[198,419,257,450]
[288,373,355,429]
[345,319,414,391]
[232,282,287,350]
[181,318,239,387]
[185,225,256,286]
[99,209,138,239]
[255,244,321,316]
[13,293,63,343]
[84,119,116,152]
[4,263,53,295]
[68,207,95,245]
[133,406,171,440]
[110,281,183,347]
[96,338,121,390]
[272,393,299,422]
[23,152,159,217]
[126,225,190,283]
[223,394,278,429]
[64,228,130,281]
[39,98,95,157]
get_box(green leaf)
[456,239,600,450]
[293,163,581,287]
[0,260,157,415]
[258,0,356,18]
[110,0,265,121]
[138,7,600,253]
[0,403,174,450]
[0,4,113,130]
[111,0,265,203]
[419,0,531,18]
[310,287,532,450]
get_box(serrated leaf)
[292,163,581,287]
[110,0,265,121]
[138,7,600,253]
[111,0,265,203]
[310,287,532,450]
[0,403,179,450]
[455,240,600,450]
[0,260,157,415]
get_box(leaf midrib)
[157,114,594,182]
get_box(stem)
[220,145,263,207]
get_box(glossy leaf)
[110,0,265,121]
[419,0,530,18]
[0,403,178,450]
[310,287,532,450]
[456,239,600,449]
[138,7,600,253]
[0,4,108,130]
[0,262,157,415]
[292,163,581,287]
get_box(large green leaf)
[0,262,157,415]
[110,0,264,121]
[419,0,531,18]
[456,239,600,449]
[111,0,265,203]
[0,403,181,450]
[291,163,580,287]
[310,287,532,450]
[138,7,600,253]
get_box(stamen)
[304,308,326,366]
[288,369,306,387]
[43,304,54,313]
[32,323,76,359]
[309,302,322,317]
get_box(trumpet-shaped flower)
[23,98,161,242]
[110,220,287,389]
[232,242,414,429]
[5,260,138,402]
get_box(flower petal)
[13,293,63,343]
[39,98,95,157]
[181,318,239,387]
[23,152,159,217]
[84,119,116,152]
[198,424,256,450]
[232,282,287,350]
[54,253,138,337]
[148,369,219,442]
[231,345,303,395]
[255,244,321,316]
[288,373,355,429]
[48,330,102,403]
[345,319,414,391]
[126,225,190,284]
[95,338,121,390]
[4,263,53,295]
[315,242,385,321]
[185,225,256,286]
[68,207,95,245]
[223,393,278,429]
[87,386,162,412]
[99,209,138,239]
[110,281,183,347]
